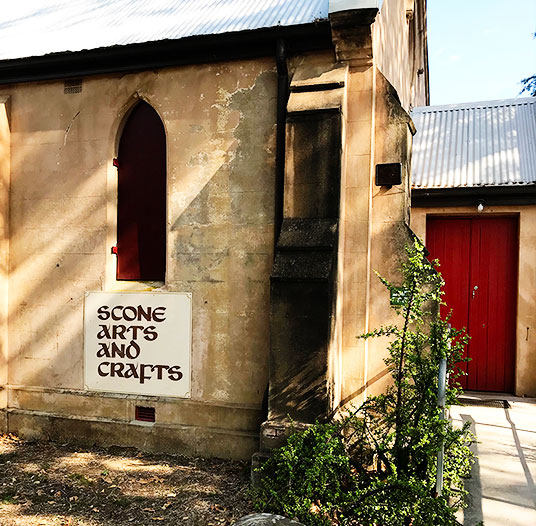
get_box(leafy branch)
[253,239,474,526]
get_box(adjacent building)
[411,97,536,396]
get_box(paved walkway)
[450,393,536,526]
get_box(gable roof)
[411,97,536,189]
[2,1,329,61]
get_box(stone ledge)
[7,409,259,460]
[6,385,263,433]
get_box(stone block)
[346,154,371,188]
[272,251,334,282]
[229,252,272,283]
[8,257,103,300]
[170,188,231,228]
[170,224,231,254]
[258,419,308,452]
[167,251,229,282]
[230,190,274,226]
[10,196,107,230]
[341,279,367,316]
[346,119,372,156]
[0,409,6,433]
[286,111,341,156]
[348,67,373,92]
[344,219,369,255]
[11,129,64,146]
[227,279,270,314]
[284,182,339,219]
[347,89,373,122]
[285,145,338,187]
[270,281,331,321]
[10,227,106,257]
[342,315,366,348]
[345,187,370,222]
[8,388,129,421]
[291,59,347,89]
[277,218,338,250]
[250,451,271,487]
[228,224,274,254]
[233,514,305,526]
[341,344,366,390]
[287,88,344,113]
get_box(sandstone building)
[0,0,429,459]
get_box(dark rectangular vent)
[135,406,155,422]
[64,78,83,94]
[375,163,402,187]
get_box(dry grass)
[0,434,253,525]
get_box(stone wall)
[373,0,428,110]
[336,66,415,408]
[0,59,277,457]
[0,97,9,432]
[0,0,430,458]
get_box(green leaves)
[253,239,473,526]
[252,422,354,525]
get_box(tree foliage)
[253,240,474,526]
[520,74,536,96]
[520,33,536,96]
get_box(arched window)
[116,101,166,281]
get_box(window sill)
[108,281,166,292]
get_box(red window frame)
[116,102,166,281]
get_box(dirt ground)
[0,433,253,526]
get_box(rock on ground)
[233,513,306,526]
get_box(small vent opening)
[64,78,83,94]
[135,406,155,422]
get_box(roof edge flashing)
[412,96,536,114]
[0,22,333,85]
[329,0,383,13]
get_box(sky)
[427,0,536,105]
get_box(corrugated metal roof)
[411,98,536,188]
[1,0,329,61]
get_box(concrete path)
[450,393,536,526]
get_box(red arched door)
[117,102,166,280]
[427,216,517,392]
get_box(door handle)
[472,285,478,299]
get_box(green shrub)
[254,422,354,525]
[253,240,474,526]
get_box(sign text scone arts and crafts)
[84,292,192,397]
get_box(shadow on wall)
[6,68,277,410]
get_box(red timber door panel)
[426,217,517,392]
[117,102,166,280]
[426,219,472,383]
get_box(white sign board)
[84,292,192,397]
